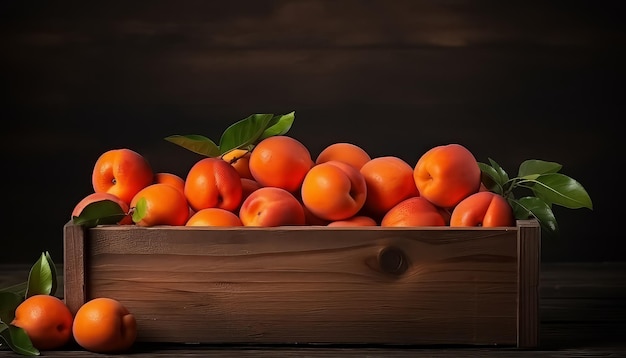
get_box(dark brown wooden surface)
[1,262,624,357]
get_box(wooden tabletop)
[1,262,625,357]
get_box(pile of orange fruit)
[72,136,515,228]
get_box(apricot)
[381,196,446,227]
[301,160,367,221]
[239,186,306,227]
[450,191,515,227]
[413,143,481,208]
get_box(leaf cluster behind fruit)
[480,159,593,238]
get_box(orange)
[360,156,419,217]
[327,215,378,227]
[450,191,515,227]
[186,208,243,226]
[130,183,189,226]
[184,157,243,212]
[381,196,446,227]
[11,294,73,350]
[239,186,306,227]
[71,192,132,225]
[315,142,371,170]
[154,172,185,195]
[91,148,154,205]
[413,143,481,208]
[72,297,136,353]
[249,135,313,193]
[301,160,367,221]
[222,149,254,180]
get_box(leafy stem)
[479,159,593,238]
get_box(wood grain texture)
[517,219,541,348]
[62,223,534,346]
[62,221,86,315]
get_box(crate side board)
[517,219,541,348]
[63,221,87,315]
[63,224,526,346]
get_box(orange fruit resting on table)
[184,157,243,212]
[72,297,137,354]
[130,183,189,226]
[249,135,313,193]
[413,143,481,209]
[11,294,74,350]
[91,148,154,205]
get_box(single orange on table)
[91,148,154,205]
[11,294,74,351]
[72,297,137,354]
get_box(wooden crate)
[63,220,540,348]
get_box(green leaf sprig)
[479,159,593,238]
[1,252,59,356]
[164,111,295,158]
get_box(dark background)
[1,1,622,264]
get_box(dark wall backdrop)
[1,1,622,264]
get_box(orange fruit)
[301,160,367,221]
[11,294,74,350]
[92,148,154,205]
[249,135,313,193]
[72,297,137,353]
[239,186,306,227]
[130,183,189,226]
[184,157,243,212]
[450,191,515,227]
[327,215,378,227]
[315,142,371,170]
[381,196,446,227]
[71,192,132,225]
[360,156,419,217]
[413,143,481,208]
[222,149,253,180]
[154,172,185,195]
[186,208,243,226]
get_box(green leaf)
[219,113,274,155]
[0,291,22,324]
[131,197,148,223]
[0,325,40,356]
[72,199,128,228]
[25,253,53,298]
[511,196,559,238]
[518,159,562,177]
[529,173,593,210]
[478,162,504,194]
[259,112,295,140]
[164,134,221,157]
[44,252,57,297]
[488,158,510,184]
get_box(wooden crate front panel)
[74,226,519,346]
